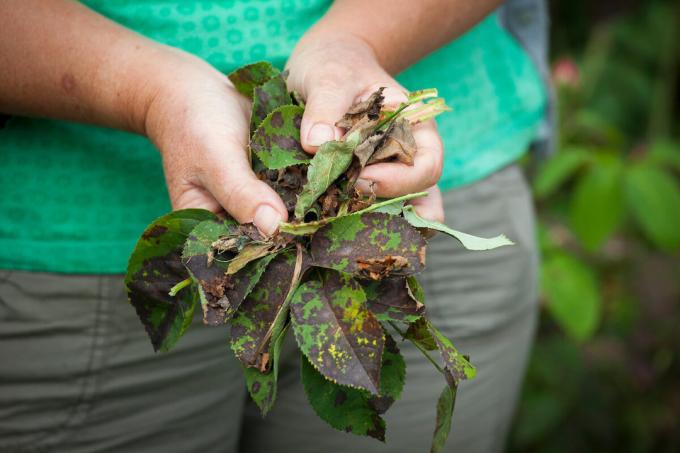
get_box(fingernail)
[307,123,335,146]
[253,204,282,236]
[355,178,374,194]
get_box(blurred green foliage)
[510,0,680,451]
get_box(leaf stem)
[387,321,444,374]
[354,191,428,215]
[168,277,192,297]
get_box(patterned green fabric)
[0,1,546,273]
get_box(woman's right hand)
[140,51,288,236]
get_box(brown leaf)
[335,87,385,130]
[367,118,416,166]
[356,255,410,280]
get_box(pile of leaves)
[125,62,512,452]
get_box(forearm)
[307,0,503,74]
[0,0,189,134]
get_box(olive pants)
[0,165,538,453]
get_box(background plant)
[510,0,680,451]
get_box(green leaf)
[428,321,476,384]
[251,76,292,134]
[290,269,384,394]
[227,61,280,99]
[309,212,427,279]
[243,323,290,417]
[431,384,457,453]
[541,251,601,341]
[569,157,624,251]
[250,105,310,170]
[533,147,591,199]
[230,251,298,369]
[125,209,216,351]
[624,164,680,251]
[363,277,425,322]
[402,205,513,251]
[300,332,405,441]
[182,219,273,325]
[294,139,356,219]
[646,140,680,173]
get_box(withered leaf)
[226,242,277,275]
[335,87,385,130]
[367,118,417,166]
[125,209,217,351]
[182,219,273,325]
[250,105,310,170]
[309,212,427,279]
[290,269,384,394]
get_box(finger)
[195,141,289,236]
[299,73,356,152]
[408,185,444,223]
[171,183,222,213]
[356,119,443,197]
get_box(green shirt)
[0,0,546,273]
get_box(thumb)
[197,149,289,236]
[299,78,357,152]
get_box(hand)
[285,34,445,221]
[142,52,288,235]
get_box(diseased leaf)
[431,384,457,453]
[301,355,385,441]
[250,105,311,170]
[279,192,426,236]
[402,205,513,251]
[363,277,425,322]
[125,209,216,351]
[367,333,406,413]
[290,269,384,394]
[404,317,437,351]
[300,332,405,441]
[294,139,357,219]
[251,76,292,134]
[230,251,298,369]
[310,212,426,279]
[258,165,308,216]
[243,324,290,417]
[182,219,274,326]
[428,321,476,384]
[228,61,280,99]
